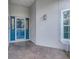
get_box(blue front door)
[9,16,29,42]
[16,18,25,40]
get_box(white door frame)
[9,16,30,43]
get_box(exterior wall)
[36,0,70,50]
[29,2,36,43]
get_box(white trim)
[10,16,30,19]
[64,25,70,26]
[61,9,70,45]
[15,16,16,41]
[35,42,64,50]
[61,9,70,12]
[8,16,10,42]
[9,39,30,43]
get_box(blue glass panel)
[63,10,70,25]
[64,26,70,33]
[64,20,70,25]
[68,33,70,39]
[10,16,15,41]
[26,29,29,39]
[16,19,24,28]
[63,10,70,19]
[64,33,70,39]
[17,30,25,39]
[26,18,29,39]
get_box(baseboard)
[35,42,64,50]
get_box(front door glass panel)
[16,18,25,39]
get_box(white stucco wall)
[29,2,36,43]
[9,3,29,17]
[35,0,70,50]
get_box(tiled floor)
[8,41,69,59]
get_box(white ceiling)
[9,0,35,7]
